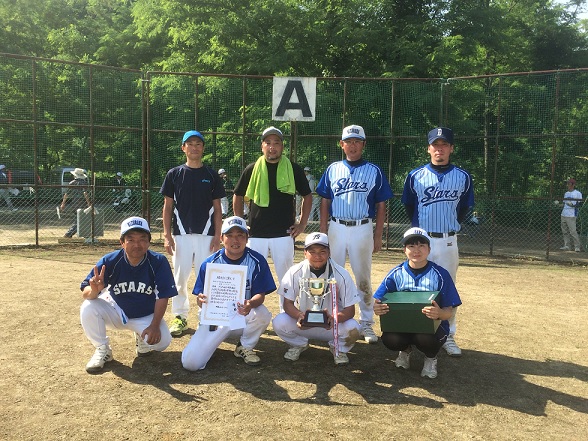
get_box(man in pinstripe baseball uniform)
[402,127,474,356]
[316,125,393,344]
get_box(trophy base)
[301,310,330,329]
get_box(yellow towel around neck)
[245,155,296,207]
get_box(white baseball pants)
[248,236,294,311]
[327,220,375,325]
[80,295,172,351]
[172,234,215,319]
[428,234,460,335]
[272,313,360,353]
[561,216,581,249]
[181,304,272,371]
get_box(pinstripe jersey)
[316,159,393,219]
[160,164,225,236]
[193,247,276,300]
[373,261,462,335]
[80,249,178,319]
[402,163,474,233]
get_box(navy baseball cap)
[401,227,430,245]
[120,216,150,238]
[428,127,454,145]
[221,216,248,235]
[182,130,205,144]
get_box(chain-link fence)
[1,53,587,259]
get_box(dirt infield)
[1,245,586,440]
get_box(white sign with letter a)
[272,77,316,121]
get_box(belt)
[332,218,370,226]
[428,231,456,238]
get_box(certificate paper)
[200,263,247,329]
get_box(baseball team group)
[76,124,579,380]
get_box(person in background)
[0,164,17,211]
[218,168,234,218]
[60,168,91,238]
[559,178,583,252]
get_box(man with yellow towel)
[233,127,312,310]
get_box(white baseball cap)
[116,172,123,177]
[71,168,87,179]
[218,168,226,174]
[221,216,248,234]
[304,232,329,249]
[120,216,150,237]
[303,166,311,171]
[341,125,366,141]
[0,164,5,170]
[261,126,284,141]
[401,227,430,245]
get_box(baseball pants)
[248,236,294,311]
[80,295,172,351]
[172,233,215,319]
[272,312,360,353]
[428,234,460,335]
[561,216,581,249]
[181,304,272,371]
[327,220,375,325]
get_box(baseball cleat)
[234,344,261,366]
[85,344,113,373]
[169,316,187,337]
[134,333,153,357]
[284,345,309,361]
[443,335,462,356]
[330,347,350,366]
[360,324,378,344]
[394,350,411,369]
[421,357,438,379]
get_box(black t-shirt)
[234,160,311,238]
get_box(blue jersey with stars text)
[316,159,393,220]
[193,247,276,300]
[81,249,177,319]
[402,163,474,233]
[373,261,462,335]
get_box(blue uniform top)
[316,159,393,220]
[81,249,178,319]
[160,164,225,236]
[193,247,277,299]
[373,261,462,335]
[402,163,474,233]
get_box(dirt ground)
[0,244,587,441]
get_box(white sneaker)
[85,344,113,373]
[443,335,462,357]
[394,350,411,369]
[560,246,570,251]
[284,345,308,361]
[330,347,349,366]
[135,333,153,357]
[234,345,261,366]
[421,357,438,378]
[360,323,378,344]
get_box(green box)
[380,291,440,334]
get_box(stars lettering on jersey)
[112,281,154,296]
[333,177,368,196]
[421,186,461,206]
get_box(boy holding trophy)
[373,228,462,378]
[273,233,361,366]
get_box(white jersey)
[278,259,360,312]
[402,163,474,233]
[316,159,393,220]
[561,189,582,217]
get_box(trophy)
[299,277,331,328]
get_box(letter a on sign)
[272,77,316,121]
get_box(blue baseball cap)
[428,127,454,145]
[221,216,248,235]
[182,130,205,144]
